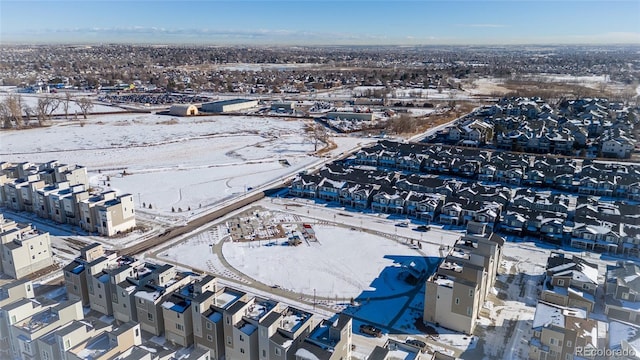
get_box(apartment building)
[9,299,84,360]
[79,191,136,236]
[193,286,248,359]
[258,306,314,360]
[0,222,53,279]
[134,264,194,336]
[66,322,142,360]
[528,301,601,360]
[541,252,598,312]
[224,297,280,360]
[605,261,640,324]
[36,320,112,360]
[63,243,118,306]
[294,314,352,360]
[162,275,217,347]
[87,255,140,317]
[424,233,503,335]
[0,280,34,308]
[0,161,135,237]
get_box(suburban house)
[604,261,640,324]
[541,252,598,312]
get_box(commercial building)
[169,104,199,116]
[201,99,258,113]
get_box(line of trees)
[0,93,94,129]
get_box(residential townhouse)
[9,299,84,360]
[424,233,503,334]
[0,279,34,308]
[528,301,601,360]
[224,297,280,360]
[0,222,53,279]
[134,264,195,336]
[0,297,57,359]
[63,243,118,306]
[541,252,598,312]
[36,319,112,360]
[604,261,640,324]
[0,161,135,237]
[367,339,426,360]
[87,256,140,317]
[193,287,248,359]
[161,275,217,347]
[66,321,142,360]
[257,306,314,360]
[294,314,352,360]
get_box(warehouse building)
[327,111,375,121]
[201,99,258,113]
[169,104,199,116]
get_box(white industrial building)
[201,99,258,113]
[169,104,199,116]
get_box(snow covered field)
[222,224,427,298]
[1,112,320,215]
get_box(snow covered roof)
[532,301,586,329]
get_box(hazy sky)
[1,0,639,45]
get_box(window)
[557,279,564,286]
[135,328,139,337]
[43,351,50,360]
[549,338,556,346]
[176,324,184,331]
[147,313,153,322]
[467,307,472,316]
[582,284,589,290]
[455,297,460,305]
[207,334,213,341]
[240,335,244,341]
[240,349,245,354]
[469,289,474,297]
[566,340,572,348]
[226,316,231,325]
[226,336,231,345]
[275,348,281,356]
[65,339,70,349]
[206,322,212,330]
[263,350,266,357]
[622,293,630,300]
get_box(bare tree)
[305,122,328,152]
[77,97,94,119]
[63,92,72,119]
[36,95,61,126]
[3,94,24,128]
[0,103,11,129]
[22,104,34,127]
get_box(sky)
[1,0,639,45]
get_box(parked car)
[405,339,427,352]
[359,324,382,337]
[396,221,409,227]
[415,225,430,232]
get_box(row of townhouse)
[424,233,504,335]
[0,214,53,279]
[61,243,354,360]
[463,97,637,158]
[528,251,640,360]
[0,280,147,360]
[354,140,640,199]
[290,160,640,257]
[0,161,136,236]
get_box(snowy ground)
[0,112,323,217]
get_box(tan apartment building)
[87,256,140,317]
[258,306,314,360]
[134,263,194,336]
[63,243,118,306]
[0,280,34,308]
[224,297,280,360]
[46,184,88,225]
[528,301,602,360]
[193,286,248,359]
[294,314,352,360]
[424,233,504,335]
[3,174,44,211]
[0,223,53,279]
[66,322,142,360]
[96,193,136,236]
[36,319,112,360]
[9,299,84,360]
[161,275,217,347]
